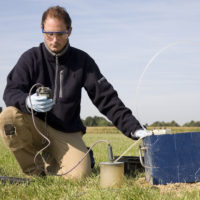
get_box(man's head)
[41,6,72,53]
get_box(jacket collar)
[44,40,70,57]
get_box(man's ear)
[67,27,72,37]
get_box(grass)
[0,128,200,199]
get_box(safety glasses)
[42,29,69,39]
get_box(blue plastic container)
[142,132,200,185]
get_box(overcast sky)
[0,0,200,125]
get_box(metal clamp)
[139,144,148,168]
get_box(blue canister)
[141,132,200,185]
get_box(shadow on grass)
[91,166,100,176]
[125,169,145,180]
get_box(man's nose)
[52,35,59,42]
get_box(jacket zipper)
[59,70,64,98]
[53,55,59,104]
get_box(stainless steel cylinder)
[100,161,124,188]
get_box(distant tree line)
[150,120,200,127]
[82,116,200,127]
[82,116,112,126]
[150,120,180,127]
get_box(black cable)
[0,176,32,185]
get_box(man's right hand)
[26,93,54,112]
[131,129,152,139]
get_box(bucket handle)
[139,144,147,168]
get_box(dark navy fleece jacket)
[3,42,142,138]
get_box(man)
[0,6,148,179]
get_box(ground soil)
[136,177,200,193]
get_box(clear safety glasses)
[42,29,69,39]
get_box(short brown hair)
[41,6,72,29]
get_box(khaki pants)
[0,106,91,179]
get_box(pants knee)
[0,106,23,124]
[60,155,92,180]
[0,106,32,151]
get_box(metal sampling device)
[100,144,125,188]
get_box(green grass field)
[0,127,200,200]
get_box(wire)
[135,40,200,129]
[28,83,51,174]
[113,136,144,163]
[29,83,155,173]
[29,83,150,175]
[28,86,112,176]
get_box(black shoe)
[87,147,95,169]
[39,171,46,177]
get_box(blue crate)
[142,132,200,185]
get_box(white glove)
[26,93,54,112]
[131,129,151,139]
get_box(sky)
[0,0,200,126]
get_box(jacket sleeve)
[83,56,142,138]
[3,51,33,113]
